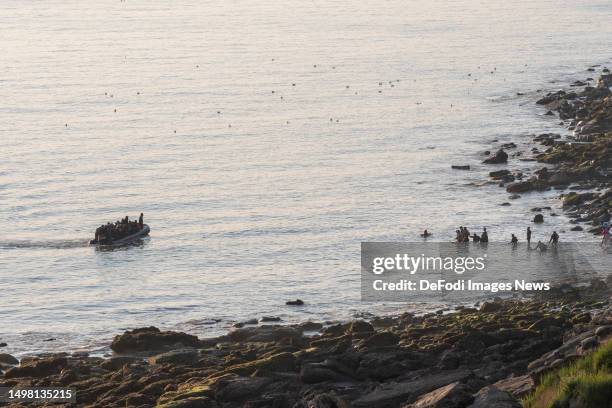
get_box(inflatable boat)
[90,224,150,246]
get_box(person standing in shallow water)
[139,213,144,230]
[549,231,559,247]
[480,227,488,243]
[511,234,518,247]
[527,227,532,247]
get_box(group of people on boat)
[93,213,144,244]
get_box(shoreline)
[480,68,611,237]
[0,282,610,407]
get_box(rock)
[100,356,141,371]
[402,382,474,408]
[4,356,67,379]
[508,194,521,199]
[533,214,544,223]
[260,316,282,322]
[595,325,612,338]
[500,202,511,206]
[286,299,304,306]
[483,149,508,164]
[110,327,201,353]
[492,375,534,398]
[570,225,583,231]
[228,325,302,343]
[0,343,7,348]
[360,331,400,348]
[467,386,521,408]
[490,170,511,179]
[480,301,503,313]
[0,354,18,366]
[214,375,272,402]
[579,336,598,351]
[451,165,470,170]
[353,369,473,407]
[300,363,351,384]
[149,349,199,365]
[528,317,563,331]
[349,320,375,334]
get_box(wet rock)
[451,165,470,170]
[467,386,520,408]
[110,327,201,353]
[483,149,508,164]
[0,354,18,366]
[570,225,583,231]
[533,214,544,223]
[490,170,511,179]
[0,343,7,348]
[286,299,304,306]
[348,320,374,334]
[402,381,474,408]
[4,356,67,379]
[260,316,282,322]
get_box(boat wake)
[0,239,90,250]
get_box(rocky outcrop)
[3,296,611,407]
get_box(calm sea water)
[1,0,611,356]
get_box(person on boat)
[549,231,559,247]
[510,234,518,247]
[526,227,532,246]
[139,213,144,230]
[480,227,488,243]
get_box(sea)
[1,0,611,356]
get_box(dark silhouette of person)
[472,233,481,243]
[549,231,559,246]
[511,234,518,247]
[527,227,532,246]
[480,227,488,243]
[139,213,144,229]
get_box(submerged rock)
[483,149,508,164]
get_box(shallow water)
[1,0,611,356]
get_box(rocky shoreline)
[0,280,611,407]
[480,68,611,235]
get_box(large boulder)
[110,327,201,353]
[4,356,67,379]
